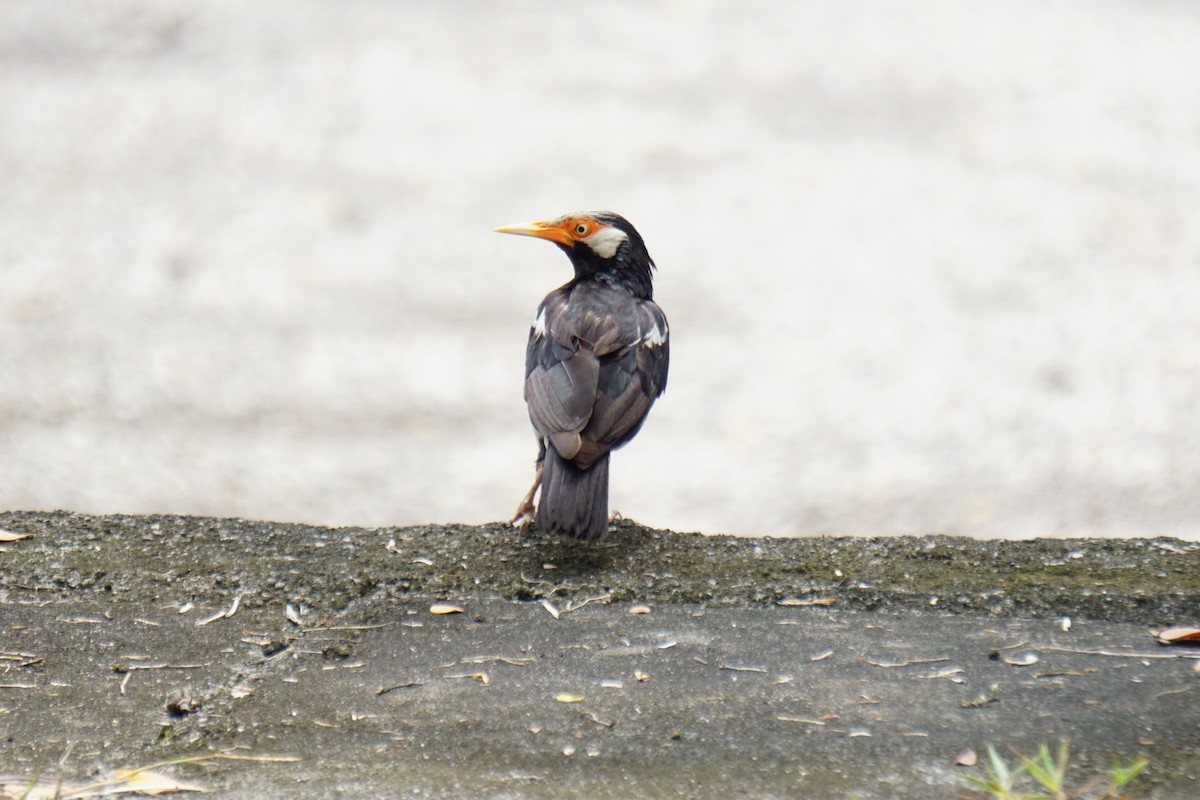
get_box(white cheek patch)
[583,225,628,259]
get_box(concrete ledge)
[1,512,1198,798]
[3,511,1197,622]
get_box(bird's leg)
[510,466,541,532]
[510,441,546,532]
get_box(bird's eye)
[575,222,589,236]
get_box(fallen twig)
[862,656,949,668]
[302,622,396,632]
[195,593,243,626]
[1038,646,1200,660]
[376,681,423,696]
[562,593,615,613]
[113,662,209,673]
[458,655,535,666]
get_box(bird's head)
[495,211,656,298]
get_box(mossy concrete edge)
[2,510,1195,625]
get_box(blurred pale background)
[2,1,1198,538]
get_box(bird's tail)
[537,448,610,541]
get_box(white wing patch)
[641,319,668,347]
[532,306,547,337]
[583,225,629,259]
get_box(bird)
[495,211,669,540]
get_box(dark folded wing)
[523,291,598,450]
[524,287,669,467]
[579,300,669,462]
[525,343,598,445]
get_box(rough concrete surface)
[3,2,1200,538]
[2,512,1199,798]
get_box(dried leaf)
[110,768,208,795]
[540,599,560,619]
[1002,652,1039,666]
[38,751,300,798]
[0,529,30,542]
[628,605,652,615]
[1156,626,1200,644]
[2,760,218,798]
[554,692,584,703]
[430,603,464,615]
[955,748,978,767]
[0,776,82,799]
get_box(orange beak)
[493,219,574,247]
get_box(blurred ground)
[2,1,1199,537]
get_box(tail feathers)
[538,449,610,540]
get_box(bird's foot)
[510,502,536,532]
[510,461,544,534]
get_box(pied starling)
[495,212,669,541]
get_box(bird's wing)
[524,290,600,459]
[525,287,668,467]
[578,300,669,465]
[525,344,598,435]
